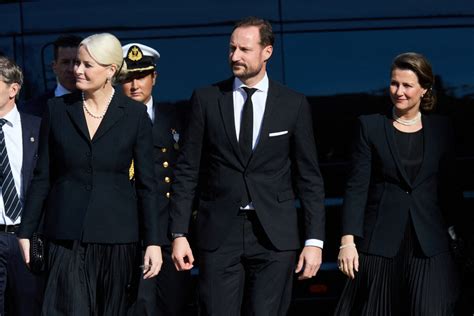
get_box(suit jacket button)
[164,176,171,183]
[86,167,92,174]
[85,184,92,191]
[86,152,91,157]
[166,192,171,198]
[161,148,167,153]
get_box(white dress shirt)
[145,96,155,123]
[54,81,71,97]
[233,74,268,149]
[0,106,23,225]
[232,74,323,248]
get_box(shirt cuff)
[305,239,324,248]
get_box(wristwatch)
[171,232,187,240]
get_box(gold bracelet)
[339,243,356,249]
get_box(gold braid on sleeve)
[129,160,135,180]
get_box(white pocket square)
[269,131,288,137]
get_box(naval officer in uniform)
[121,43,192,316]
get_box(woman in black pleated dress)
[335,52,461,315]
[17,33,164,315]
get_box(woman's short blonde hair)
[80,33,127,81]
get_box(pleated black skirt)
[335,220,459,316]
[41,240,139,316]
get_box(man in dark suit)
[121,43,192,316]
[170,17,326,315]
[20,34,82,117]
[0,57,42,315]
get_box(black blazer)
[151,102,189,245]
[19,89,55,118]
[18,90,162,246]
[170,77,325,251]
[342,112,461,258]
[19,112,41,201]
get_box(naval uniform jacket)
[18,91,162,246]
[170,77,326,251]
[341,111,461,258]
[151,102,189,245]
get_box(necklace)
[392,107,421,126]
[83,88,115,119]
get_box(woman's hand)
[142,245,163,279]
[17,238,31,268]
[337,235,359,279]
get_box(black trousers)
[0,231,44,316]
[130,245,192,316]
[42,240,138,316]
[335,219,459,316]
[198,210,296,316]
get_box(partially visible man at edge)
[121,43,192,316]
[0,56,42,316]
[19,34,82,117]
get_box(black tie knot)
[0,118,7,128]
[242,87,257,99]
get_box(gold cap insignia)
[128,46,143,62]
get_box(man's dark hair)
[234,16,274,47]
[53,35,83,60]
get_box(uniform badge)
[171,128,180,150]
[128,46,143,61]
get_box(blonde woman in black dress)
[17,33,164,315]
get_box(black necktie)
[0,118,22,221]
[239,87,257,163]
[239,87,257,207]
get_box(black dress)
[17,91,160,316]
[335,127,459,316]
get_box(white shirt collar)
[55,81,72,97]
[145,96,155,122]
[1,105,21,127]
[233,73,269,94]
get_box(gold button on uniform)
[166,192,171,198]
[165,177,171,183]
[161,148,167,153]
[163,161,169,168]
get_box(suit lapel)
[218,78,245,166]
[412,114,432,188]
[91,92,125,143]
[249,80,279,164]
[20,113,36,197]
[66,96,90,142]
[383,113,412,188]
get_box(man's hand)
[295,246,322,280]
[17,238,31,268]
[142,245,163,279]
[172,237,194,271]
